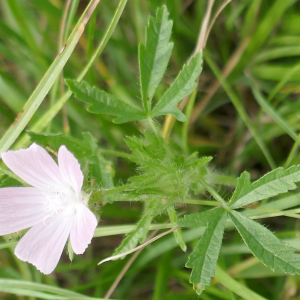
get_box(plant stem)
[148,117,158,135]
[199,179,228,209]
[184,199,219,206]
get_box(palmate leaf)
[229,165,300,209]
[178,208,227,295]
[139,5,173,113]
[150,51,203,122]
[177,207,224,228]
[230,210,300,274]
[113,215,152,256]
[66,79,147,124]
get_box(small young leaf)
[229,166,300,209]
[150,51,203,121]
[113,215,152,256]
[167,207,186,252]
[229,210,300,274]
[185,208,227,295]
[89,154,114,189]
[177,207,224,228]
[125,135,150,163]
[66,79,147,124]
[139,5,173,112]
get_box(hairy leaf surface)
[89,154,114,189]
[151,51,203,121]
[177,207,224,228]
[66,79,147,123]
[229,166,300,209]
[230,210,300,274]
[139,5,173,112]
[184,208,227,295]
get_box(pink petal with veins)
[58,145,84,198]
[70,203,98,254]
[1,144,66,192]
[0,187,47,235]
[15,212,74,275]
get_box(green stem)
[148,117,158,135]
[182,89,197,154]
[183,199,219,206]
[94,223,173,238]
[199,179,229,209]
[104,184,134,196]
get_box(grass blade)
[0,0,100,154]
[251,83,297,141]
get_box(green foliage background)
[1,0,300,299]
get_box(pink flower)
[0,143,98,274]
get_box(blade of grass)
[13,0,128,150]
[0,279,110,300]
[268,63,300,102]
[6,0,48,70]
[204,52,276,169]
[251,83,298,141]
[238,0,297,68]
[0,0,101,154]
[214,266,267,300]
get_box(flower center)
[43,191,78,226]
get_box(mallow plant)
[1,4,300,298]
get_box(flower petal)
[1,144,66,192]
[70,203,97,254]
[58,146,83,198]
[15,212,73,275]
[0,187,47,235]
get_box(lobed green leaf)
[150,51,203,121]
[184,208,227,295]
[229,165,300,209]
[177,207,224,228]
[230,210,300,274]
[66,79,147,124]
[139,5,173,112]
